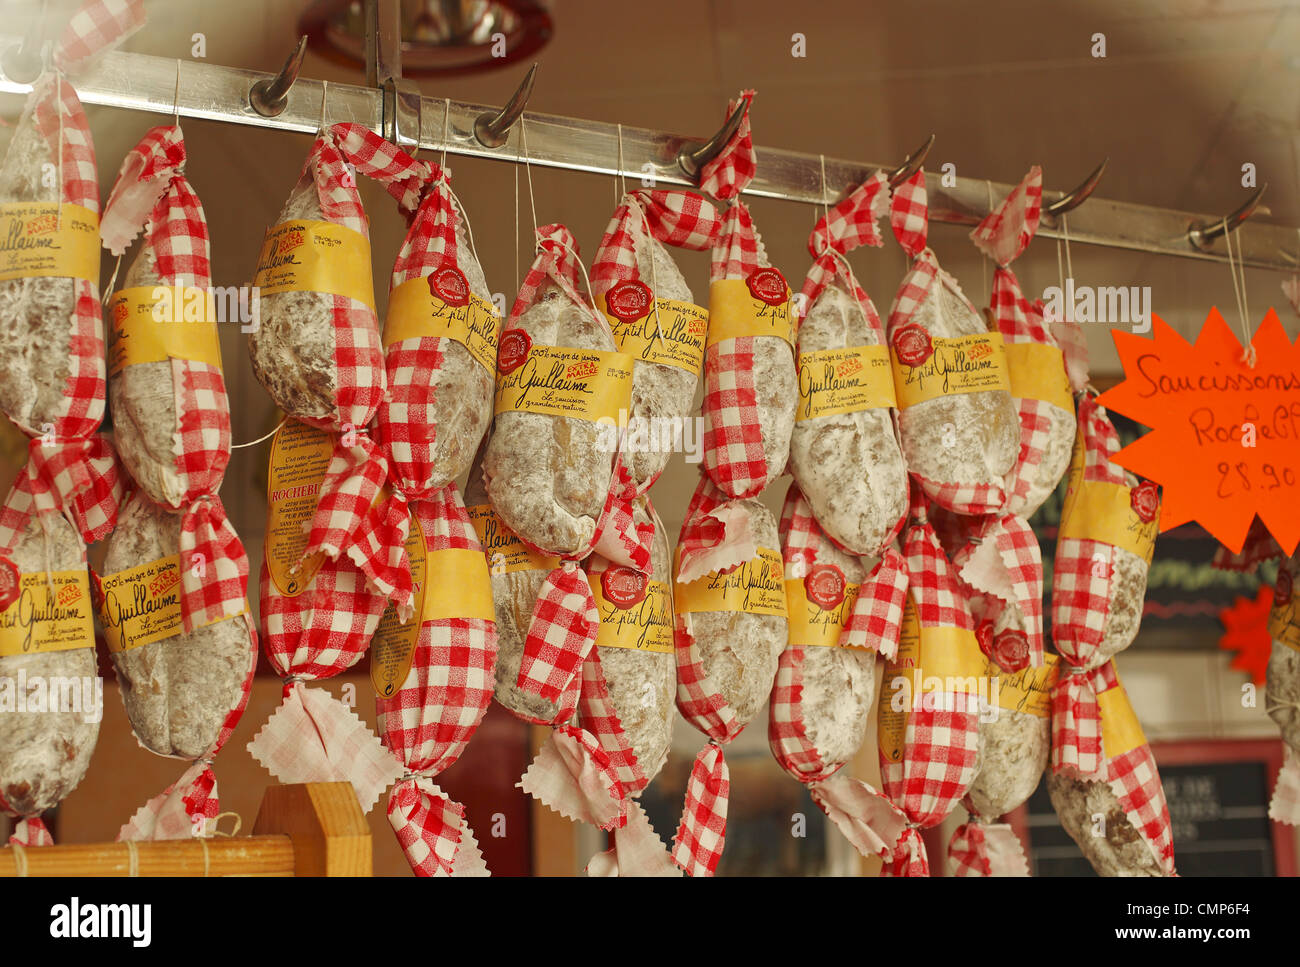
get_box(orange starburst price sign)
[1096,308,1300,556]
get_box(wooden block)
[252,783,372,877]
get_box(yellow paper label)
[264,420,334,596]
[384,276,501,374]
[796,344,896,420]
[1098,677,1146,759]
[995,654,1059,718]
[674,546,788,617]
[0,570,95,657]
[423,547,495,623]
[784,576,864,649]
[597,295,709,376]
[97,555,233,653]
[253,219,375,311]
[1268,585,1300,652]
[1005,341,1072,412]
[1059,480,1159,565]
[0,203,99,284]
[494,345,634,422]
[467,503,561,574]
[589,573,674,654]
[107,286,224,377]
[706,278,794,348]
[891,331,1011,409]
[371,517,425,698]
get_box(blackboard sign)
[1030,412,1278,647]
[1017,739,1294,876]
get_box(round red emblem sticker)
[892,323,933,367]
[0,557,19,612]
[804,563,846,611]
[1129,480,1160,524]
[991,629,1030,672]
[606,279,653,322]
[976,620,995,660]
[430,265,470,308]
[497,329,531,375]
[601,566,648,609]
[746,267,788,306]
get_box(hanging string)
[439,97,450,172]
[519,116,540,240]
[983,179,994,308]
[513,150,520,294]
[616,122,627,203]
[317,80,328,134]
[55,71,64,230]
[172,59,181,127]
[817,154,832,255]
[1224,219,1255,367]
[231,415,287,449]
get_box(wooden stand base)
[0,783,371,877]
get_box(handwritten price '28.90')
[1216,460,1298,498]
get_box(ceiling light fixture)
[299,0,551,77]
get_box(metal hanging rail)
[1,37,1296,273]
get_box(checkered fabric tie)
[377,485,497,876]
[947,821,1029,876]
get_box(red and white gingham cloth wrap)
[364,157,492,622]
[889,169,1007,516]
[248,550,402,812]
[698,91,793,501]
[950,168,1059,667]
[376,485,496,876]
[490,226,636,835]
[1051,395,1159,776]
[948,822,1029,876]
[879,488,981,877]
[768,485,908,858]
[589,190,723,569]
[669,473,777,875]
[264,124,428,601]
[1053,661,1176,874]
[797,169,912,632]
[0,2,144,550]
[100,125,248,634]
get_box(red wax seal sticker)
[497,329,531,375]
[1276,567,1293,608]
[893,323,933,367]
[606,280,653,322]
[804,563,846,611]
[746,267,789,307]
[1130,480,1160,524]
[991,629,1030,672]
[976,620,995,660]
[0,557,19,612]
[430,265,470,307]
[601,565,648,609]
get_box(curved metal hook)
[249,35,307,118]
[1188,184,1269,251]
[886,134,936,187]
[678,100,749,181]
[1,2,46,85]
[474,63,538,148]
[1043,158,1109,217]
